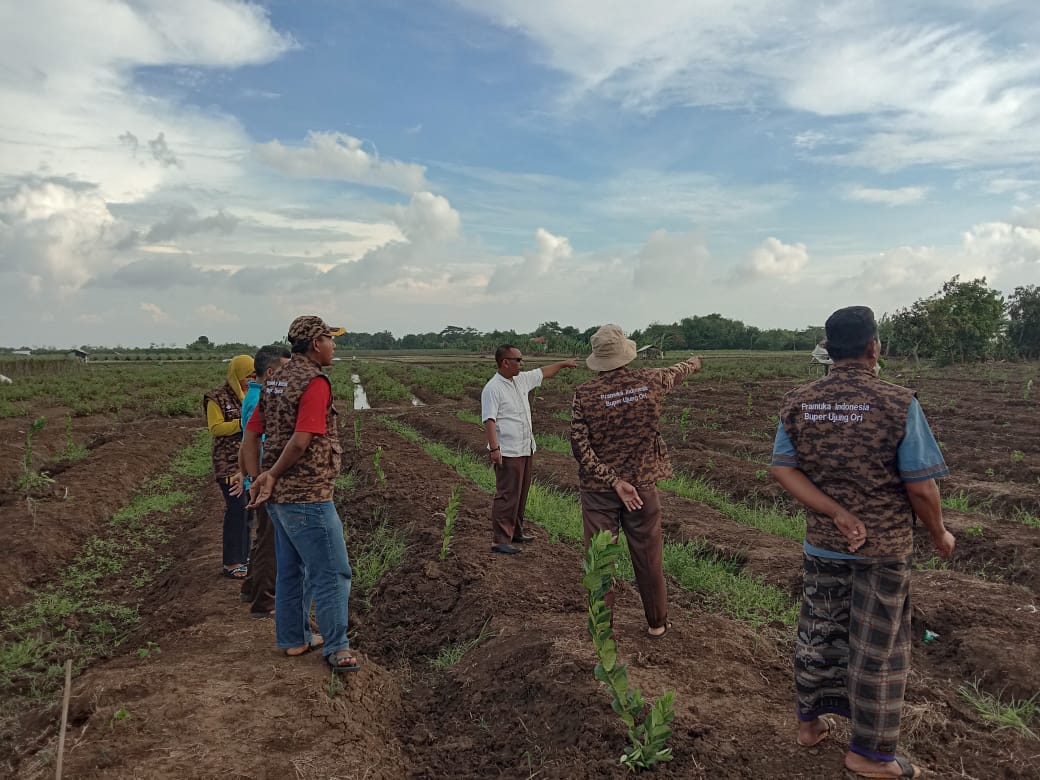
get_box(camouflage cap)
[287,316,346,343]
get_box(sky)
[1,0,1039,348]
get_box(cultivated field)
[1,355,1037,778]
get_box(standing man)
[236,344,291,617]
[770,306,954,780]
[481,345,577,554]
[244,316,359,674]
[570,324,701,637]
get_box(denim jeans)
[267,501,352,657]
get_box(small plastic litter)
[923,629,940,643]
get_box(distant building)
[637,345,663,360]
[68,349,89,362]
[12,349,31,356]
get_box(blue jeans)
[267,501,352,657]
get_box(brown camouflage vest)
[203,383,242,478]
[571,364,692,490]
[258,355,341,503]
[779,363,917,558]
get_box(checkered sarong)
[794,553,912,762]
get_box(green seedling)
[965,523,984,539]
[1011,450,1025,463]
[679,407,691,442]
[440,485,463,561]
[372,447,385,484]
[354,416,362,450]
[583,530,674,771]
[60,414,89,461]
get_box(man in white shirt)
[481,344,577,554]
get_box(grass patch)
[431,620,496,669]
[660,473,805,541]
[335,471,359,495]
[350,513,406,605]
[552,409,570,422]
[958,680,1038,739]
[0,433,209,718]
[380,417,796,627]
[1011,508,1040,529]
[535,432,571,455]
[941,490,977,512]
[455,409,482,426]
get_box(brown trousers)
[491,455,533,544]
[241,504,276,614]
[580,486,667,630]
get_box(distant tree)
[1007,285,1040,359]
[889,276,1005,364]
[186,335,213,350]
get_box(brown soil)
[2,362,1039,779]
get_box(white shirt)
[480,368,543,457]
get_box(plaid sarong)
[794,553,912,762]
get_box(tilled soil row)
[393,405,1038,776]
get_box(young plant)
[371,446,386,485]
[965,523,985,539]
[582,530,675,771]
[679,407,691,443]
[17,416,54,495]
[354,416,362,450]
[958,680,1038,739]
[745,391,753,417]
[1011,450,1025,463]
[60,414,90,461]
[440,485,462,561]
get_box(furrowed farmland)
[1,355,1037,778]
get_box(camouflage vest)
[572,366,682,489]
[203,383,242,478]
[779,364,916,558]
[258,355,341,503]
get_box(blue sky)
[1,0,1038,347]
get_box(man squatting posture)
[244,316,360,673]
[481,345,577,555]
[770,306,955,779]
[570,324,702,638]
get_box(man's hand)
[932,529,956,559]
[490,449,503,467]
[228,471,245,497]
[562,359,578,369]
[247,471,275,509]
[832,508,867,553]
[686,355,703,372]
[613,479,644,512]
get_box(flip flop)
[283,639,324,657]
[848,756,921,778]
[222,564,248,579]
[647,621,672,639]
[326,650,361,674]
[797,714,837,747]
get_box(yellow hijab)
[226,354,254,402]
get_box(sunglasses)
[505,357,524,363]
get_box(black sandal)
[326,650,361,674]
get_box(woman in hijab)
[204,355,255,578]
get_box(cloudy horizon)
[2,1,1039,349]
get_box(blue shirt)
[772,397,948,559]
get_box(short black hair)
[495,344,518,365]
[291,339,311,355]
[253,344,290,377]
[825,306,878,360]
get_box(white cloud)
[742,237,809,279]
[0,178,120,289]
[140,302,169,322]
[487,228,572,293]
[391,192,461,243]
[633,230,709,291]
[255,132,428,193]
[456,1,1040,171]
[845,186,928,206]
[196,303,239,323]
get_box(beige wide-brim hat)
[587,324,637,371]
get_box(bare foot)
[796,715,834,747]
[844,752,921,778]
